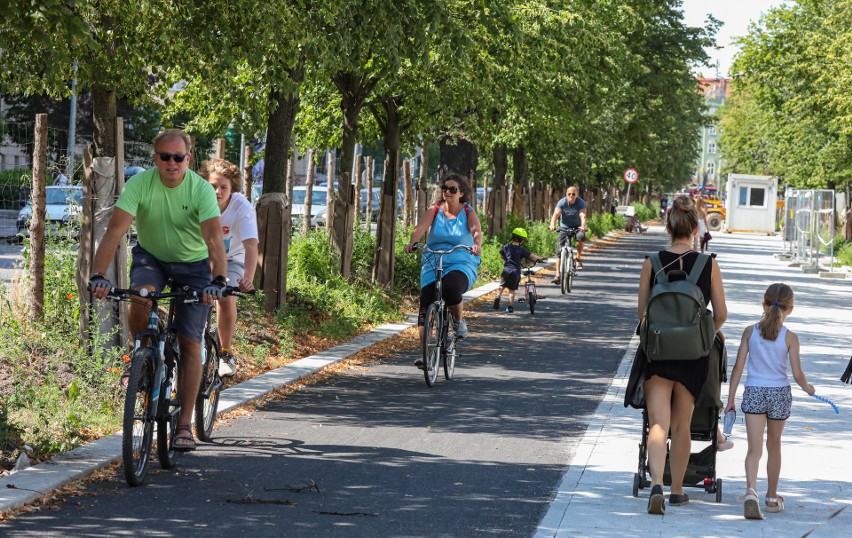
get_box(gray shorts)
[741,385,793,420]
[227,259,245,284]
[558,228,586,251]
[130,244,211,344]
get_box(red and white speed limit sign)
[624,168,639,184]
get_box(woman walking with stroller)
[725,283,815,520]
[637,196,728,515]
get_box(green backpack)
[640,252,715,362]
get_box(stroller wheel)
[632,473,641,497]
[715,478,723,503]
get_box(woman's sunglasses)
[441,185,459,194]
[158,152,188,163]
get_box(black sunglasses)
[441,185,459,194]
[567,193,577,197]
[158,152,188,163]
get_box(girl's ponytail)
[758,283,794,341]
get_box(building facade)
[695,77,731,189]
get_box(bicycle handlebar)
[93,285,253,303]
[411,243,474,255]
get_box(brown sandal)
[173,424,197,451]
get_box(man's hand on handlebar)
[404,242,419,254]
[470,244,481,256]
[88,274,112,300]
[202,275,227,304]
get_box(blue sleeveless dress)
[420,204,481,290]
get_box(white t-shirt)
[220,193,258,264]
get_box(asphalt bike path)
[0,232,649,536]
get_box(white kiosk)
[724,174,778,234]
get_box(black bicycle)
[414,243,473,387]
[101,283,244,486]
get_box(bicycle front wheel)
[443,313,456,380]
[123,347,156,486]
[195,330,222,441]
[422,303,442,387]
[560,248,569,294]
[528,284,537,315]
[565,252,575,293]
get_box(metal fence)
[782,189,836,272]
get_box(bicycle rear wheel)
[443,313,456,380]
[528,284,537,315]
[195,330,222,441]
[422,303,442,387]
[122,347,156,486]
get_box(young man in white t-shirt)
[200,159,259,377]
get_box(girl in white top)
[725,283,815,520]
[200,159,259,377]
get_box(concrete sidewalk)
[537,230,852,537]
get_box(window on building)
[738,186,766,208]
[706,162,715,177]
[708,125,716,135]
[708,142,716,154]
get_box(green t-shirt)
[116,168,220,263]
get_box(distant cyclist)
[548,185,587,283]
[493,227,544,313]
[405,173,482,367]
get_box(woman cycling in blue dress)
[405,173,482,367]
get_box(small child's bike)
[520,260,540,315]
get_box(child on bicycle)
[199,159,258,378]
[725,283,815,520]
[493,228,544,313]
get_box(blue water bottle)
[723,410,736,437]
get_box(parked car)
[291,186,327,229]
[16,185,83,239]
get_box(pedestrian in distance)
[694,194,711,253]
[405,173,482,368]
[89,128,228,451]
[637,195,728,515]
[199,158,258,378]
[549,185,587,283]
[725,282,815,520]
[493,227,544,313]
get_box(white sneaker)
[218,353,237,377]
[454,319,468,339]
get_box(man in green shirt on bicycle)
[89,128,228,451]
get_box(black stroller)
[629,336,727,502]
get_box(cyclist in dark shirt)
[493,228,544,313]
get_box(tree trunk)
[302,148,315,234]
[402,159,411,228]
[487,144,508,237]
[366,156,374,227]
[258,77,300,312]
[331,72,376,278]
[243,145,253,200]
[511,146,528,217]
[29,114,47,322]
[326,149,335,236]
[372,99,402,286]
[85,87,125,347]
[353,153,362,231]
[416,141,429,217]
